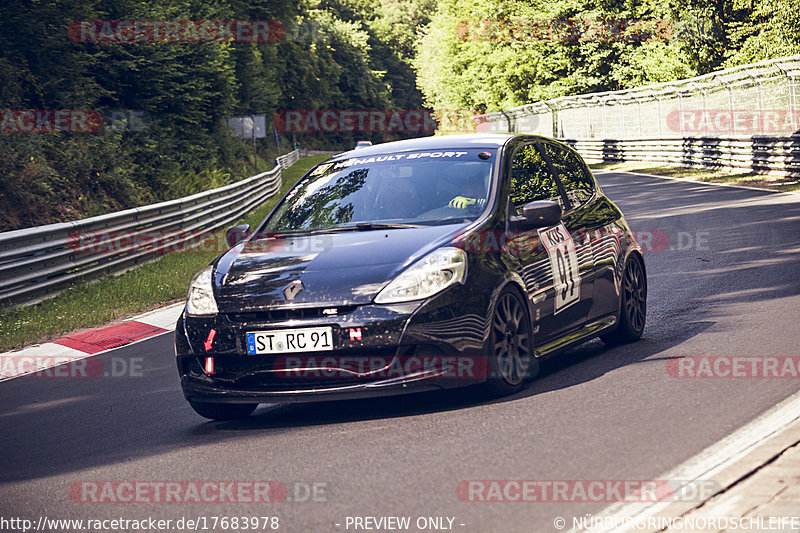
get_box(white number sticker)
[539,223,581,314]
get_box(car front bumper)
[175,288,491,404]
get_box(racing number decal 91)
[539,223,581,314]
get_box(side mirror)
[513,200,562,228]
[225,224,251,248]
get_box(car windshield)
[261,149,496,233]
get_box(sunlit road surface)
[1,172,799,532]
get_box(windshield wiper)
[295,223,420,233]
[353,222,421,230]
[255,223,421,238]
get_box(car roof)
[330,133,518,161]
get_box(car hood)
[213,225,466,312]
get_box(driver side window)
[509,144,562,214]
[542,142,595,209]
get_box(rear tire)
[601,254,646,345]
[188,401,258,420]
[483,288,536,397]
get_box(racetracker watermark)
[67,229,332,255]
[456,479,720,502]
[102,109,148,132]
[272,110,481,134]
[667,109,800,135]
[272,355,492,380]
[0,356,143,380]
[283,20,325,43]
[69,481,288,503]
[456,229,708,254]
[667,356,800,378]
[1,110,104,133]
[456,18,672,42]
[68,20,286,43]
[0,109,148,134]
[68,228,708,257]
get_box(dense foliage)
[416,0,799,111]
[0,0,433,230]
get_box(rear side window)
[543,142,595,209]
[509,144,563,213]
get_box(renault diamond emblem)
[283,279,304,300]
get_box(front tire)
[188,401,258,420]
[484,288,536,396]
[601,254,646,345]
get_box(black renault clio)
[176,134,647,419]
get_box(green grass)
[0,155,330,352]
[589,161,800,192]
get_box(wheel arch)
[490,274,533,327]
[624,249,647,289]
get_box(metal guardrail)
[277,149,338,169]
[562,136,800,177]
[276,150,300,169]
[0,149,308,308]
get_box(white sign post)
[227,115,267,171]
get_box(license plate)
[246,327,333,355]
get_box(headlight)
[374,247,467,304]
[186,265,219,315]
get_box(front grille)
[207,346,401,391]
[226,305,358,322]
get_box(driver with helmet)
[446,163,489,210]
